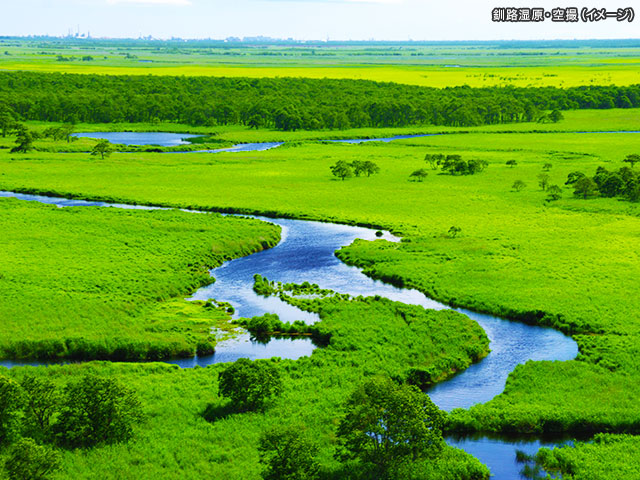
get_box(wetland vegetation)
[1,38,640,479]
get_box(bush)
[5,438,61,480]
[218,358,283,412]
[259,425,320,480]
[54,375,142,448]
[0,376,24,446]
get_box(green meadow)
[3,89,640,476]
[0,292,490,479]
[2,37,640,88]
[0,198,280,361]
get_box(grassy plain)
[1,38,640,87]
[2,110,640,430]
[0,198,280,360]
[3,108,640,477]
[0,295,490,479]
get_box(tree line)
[566,155,640,201]
[0,71,639,130]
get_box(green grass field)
[0,198,280,361]
[0,290,490,479]
[1,38,640,87]
[3,94,640,476]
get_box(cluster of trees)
[424,153,488,175]
[1,374,141,479]
[330,160,380,180]
[566,156,640,201]
[0,119,77,153]
[1,71,639,130]
[210,363,446,480]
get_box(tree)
[537,173,550,191]
[409,169,429,182]
[336,377,444,478]
[447,226,462,238]
[543,163,553,172]
[573,177,599,199]
[259,426,320,480]
[91,140,113,160]
[600,173,624,197]
[351,160,366,177]
[424,153,444,170]
[565,171,586,185]
[20,376,60,442]
[218,358,283,411]
[10,125,33,153]
[0,108,15,137]
[59,123,75,143]
[248,114,264,129]
[5,438,61,480]
[512,180,526,192]
[549,109,564,122]
[54,375,141,448]
[506,160,518,168]
[330,160,354,181]
[546,185,563,202]
[624,154,640,168]
[362,160,380,177]
[0,376,24,445]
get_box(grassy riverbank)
[2,108,640,477]
[0,198,280,360]
[0,294,490,479]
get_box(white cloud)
[106,0,191,5]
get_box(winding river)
[0,131,583,479]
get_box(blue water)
[71,131,203,146]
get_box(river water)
[0,131,583,478]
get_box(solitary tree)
[91,140,113,160]
[5,438,61,480]
[624,154,640,168]
[542,163,553,172]
[409,169,429,182]
[336,377,444,478]
[512,180,526,192]
[259,426,320,480]
[54,375,142,448]
[537,173,550,191]
[330,160,354,181]
[573,177,599,199]
[506,160,518,168]
[218,358,283,412]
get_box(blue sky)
[2,0,638,40]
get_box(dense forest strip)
[0,71,639,129]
